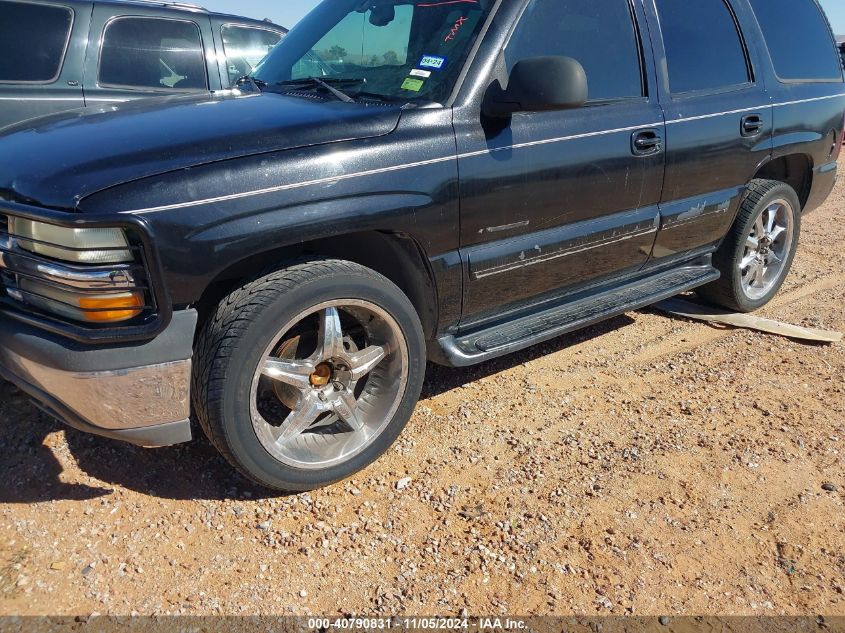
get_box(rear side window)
[655,0,750,93]
[0,1,73,83]
[505,0,643,101]
[222,25,284,86]
[99,17,207,91]
[749,0,842,82]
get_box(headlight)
[13,218,133,264]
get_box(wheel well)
[192,231,439,340]
[754,154,813,210]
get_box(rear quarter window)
[99,16,208,91]
[749,0,842,82]
[0,1,73,83]
[222,25,284,86]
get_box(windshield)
[253,0,494,104]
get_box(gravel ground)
[1,162,843,618]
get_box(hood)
[0,91,402,210]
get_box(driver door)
[455,0,666,327]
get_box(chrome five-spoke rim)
[740,199,795,301]
[250,300,409,470]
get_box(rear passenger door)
[83,7,216,108]
[456,0,665,326]
[0,0,88,129]
[646,0,773,262]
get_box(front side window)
[505,0,644,102]
[222,25,284,86]
[655,0,750,94]
[0,1,73,83]
[253,0,496,104]
[749,0,842,82]
[99,17,207,91]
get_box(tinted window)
[655,0,750,93]
[99,17,207,90]
[222,25,283,85]
[0,2,73,82]
[749,0,841,81]
[505,0,643,101]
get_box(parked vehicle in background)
[839,40,845,67]
[0,0,843,493]
[0,0,286,129]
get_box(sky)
[200,0,845,36]
[820,0,845,35]
[199,0,317,28]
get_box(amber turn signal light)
[78,292,144,323]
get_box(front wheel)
[698,179,801,313]
[192,259,426,492]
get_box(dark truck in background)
[0,0,843,492]
[0,0,286,129]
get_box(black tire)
[697,179,801,313]
[192,259,426,492]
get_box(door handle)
[632,129,662,156]
[741,114,764,137]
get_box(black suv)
[0,0,286,129]
[0,0,843,492]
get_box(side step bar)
[438,265,720,367]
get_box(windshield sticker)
[444,17,469,42]
[401,77,425,92]
[402,77,425,92]
[409,69,432,78]
[419,55,447,70]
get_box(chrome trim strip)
[473,227,659,279]
[0,97,85,101]
[125,93,845,215]
[0,248,137,290]
[661,207,732,230]
[0,346,191,430]
[665,94,845,125]
[125,122,664,215]
[458,121,665,160]
[665,105,764,124]
[126,155,458,214]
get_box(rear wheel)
[698,179,801,312]
[193,259,426,492]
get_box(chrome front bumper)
[0,310,197,447]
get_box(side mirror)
[484,56,588,118]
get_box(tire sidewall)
[218,271,426,491]
[726,184,802,312]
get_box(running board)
[438,265,720,367]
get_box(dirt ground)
[1,161,843,619]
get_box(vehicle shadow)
[0,315,635,504]
[420,314,634,399]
